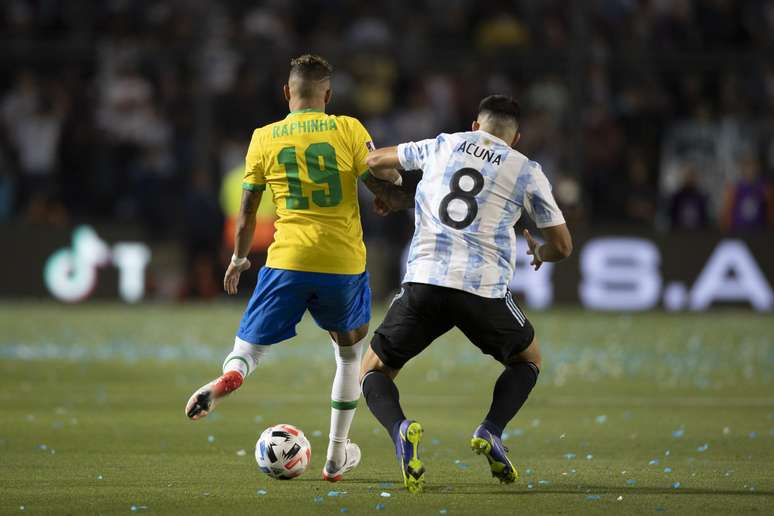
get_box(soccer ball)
[255,424,311,479]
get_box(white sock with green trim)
[327,337,365,466]
[222,336,268,378]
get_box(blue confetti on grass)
[696,443,709,452]
[749,432,758,439]
[649,459,660,465]
[525,468,534,476]
[439,510,448,515]
[340,508,348,513]
[376,503,385,510]
[256,489,267,496]
[380,492,391,498]
[664,467,672,473]
[328,491,347,497]
[586,495,601,501]
[626,479,636,486]
[538,480,551,486]
[431,438,441,445]
[207,435,215,444]
[671,428,684,438]
[586,454,593,460]
[378,482,394,489]
[564,453,576,460]
[672,482,681,489]
[595,415,608,424]
[453,459,469,469]
[314,496,323,503]
[527,483,534,489]
[665,450,671,456]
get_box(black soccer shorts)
[371,282,535,370]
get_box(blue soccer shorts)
[236,267,372,345]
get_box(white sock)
[222,336,269,378]
[327,337,365,466]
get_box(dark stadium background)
[2,3,774,514]
[0,0,772,309]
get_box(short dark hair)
[478,95,521,127]
[289,54,333,82]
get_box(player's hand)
[523,229,543,271]
[373,197,392,216]
[224,258,251,295]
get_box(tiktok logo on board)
[44,226,151,303]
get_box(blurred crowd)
[1,0,773,289]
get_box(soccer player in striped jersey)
[184,54,405,482]
[359,95,573,492]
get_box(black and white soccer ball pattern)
[255,424,312,479]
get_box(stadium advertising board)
[1,224,152,304]
[508,235,772,312]
[0,225,771,311]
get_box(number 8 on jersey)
[439,168,485,229]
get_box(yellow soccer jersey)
[242,109,374,275]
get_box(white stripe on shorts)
[504,292,525,326]
[507,293,526,322]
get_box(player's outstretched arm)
[366,146,402,179]
[362,173,416,213]
[523,225,572,271]
[362,146,416,212]
[224,189,262,295]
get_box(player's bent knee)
[359,345,398,383]
[509,337,542,370]
[351,323,369,343]
[359,347,385,381]
[331,323,369,346]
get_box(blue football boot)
[470,425,518,483]
[394,419,425,493]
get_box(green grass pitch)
[1,303,772,515]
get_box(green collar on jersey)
[287,108,325,116]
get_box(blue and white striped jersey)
[397,130,565,298]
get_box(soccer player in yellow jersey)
[185,55,407,481]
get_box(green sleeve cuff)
[242,182,266,192]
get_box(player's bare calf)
[185,370,244,420]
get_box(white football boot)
[322,440,362,481]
